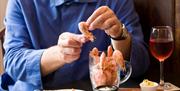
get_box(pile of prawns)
[89,46,126,86]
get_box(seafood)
[107,45,113,57]
[78,22,95,42]
[89,47,99,57]
[89,45,126,87]
[89,47,99,64]
[112,50,126,71]
[99,52,106,69]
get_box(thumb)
[68,33,87,43]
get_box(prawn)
[112,50,126,71]
[90,47,99,65]
[89,47,99,57]
[78,21,95,42]
[89,46,126,86]
[107,45,113,57]
[99,52,106,69]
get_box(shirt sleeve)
[3,0,44,89]
[112,0,150,77]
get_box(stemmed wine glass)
[149,26,174,89]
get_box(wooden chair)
[0,27,5,75]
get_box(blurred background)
[0,0,7,74]
[134,0,180,87]
[0,0,180,87]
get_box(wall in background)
[176,0,180,50]
[174,0,180,85]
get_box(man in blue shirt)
[1,0,150,90]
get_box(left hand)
[86,6,122,38]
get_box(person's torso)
[18,0,123,89]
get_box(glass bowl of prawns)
[89,46,132,91]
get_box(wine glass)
[149,26,174,89]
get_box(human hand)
[87,6,123,38]
[57,32,86,64]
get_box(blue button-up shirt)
[1,0,149,90]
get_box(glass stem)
[160,61,164,86]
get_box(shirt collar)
[53,0,97,6]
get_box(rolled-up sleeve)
[3,0,44,89]
[113,0,150,77]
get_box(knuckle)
[91,22,96,27]
[92,21,101,28]
[103,20,113,29]
[102,24,109,30]
[77,49,81,54]
[112,25,118,30]
[61,54,67,61]
[102,6,109,10]
[60,32,68,38]
[65,39,72,45]
[71,48,76,53]
[109,11,114,16]
[74,55,80,60]
[104,20,109,27]
[73,48,81,54]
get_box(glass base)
[94,85,118,91]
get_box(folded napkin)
[164,82,180,91]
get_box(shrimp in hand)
[78,21,95,42]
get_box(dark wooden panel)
[147,0,175,26]
[0,27,5,75]
[134,0,175,42]
[134,0,180,87]
[172,0,180,86]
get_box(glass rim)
[152,26,172,30]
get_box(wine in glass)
[149,26,174,89]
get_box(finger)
[63,54,80,63]
[86,6,109,25]
[61,47,81,55]
[61,32,87,43]
[68,33,87,43]
[107,45,113,57]
[105,25,120,37]
[78,22,89,34]
[89,10,114,30]
[59,33,86,47]
[69,55,80,62]
[101,17,117,30]
[59,38,83,48]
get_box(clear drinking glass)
[149,26,174,89]
[89,51,132,91]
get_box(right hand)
[57,32,87,64]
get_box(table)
[118,88,140,91]
[46,78,143,91]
